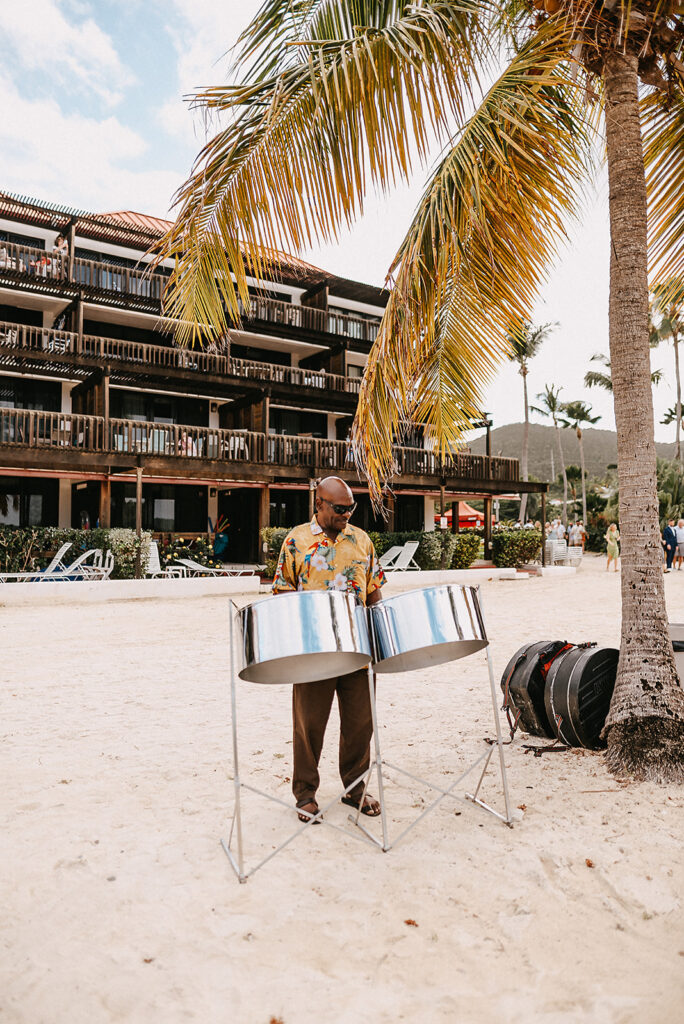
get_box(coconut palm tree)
[507,320,555,523]
[155,3,684,779]
[651,279,684,464]
[561,400,601,524]
[585,353,662,392]
[532,385,569,526]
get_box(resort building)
[0,191,545,560]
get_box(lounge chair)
[147,540,186,578]
[174,557,230,577]
[385,540,421,572]
[378,545,403,569]
[0,548,105,583]
[222,563,266,576]
[0,541,73,583]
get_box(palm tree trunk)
[602,49,684,781]
[554,420,568,525]
[520,369,529,523]
[578,426,587,524]
[673,328,682,466]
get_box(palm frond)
[155,0,491,345]
[351,29,593,503]
[644,90,684,287]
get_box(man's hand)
[367,588,383,606]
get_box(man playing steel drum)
[272,476,385,823]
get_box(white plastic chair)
[379,545,403,569]
[174,557,229,577]
[147,541,186,578]
[385,540,421,572]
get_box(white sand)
[2,553,683,1024]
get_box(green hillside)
[471,423,676,481]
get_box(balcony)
[0,407,520,487]
[0,319,362,397]
[236,294,380,345]
[0,239,381,343]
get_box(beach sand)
[2,553,682,1024]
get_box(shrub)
[491,529,542,568]
[0,526,150,579]
[451,531,481,569]
[259,525,482,576]
[158,535,219,573]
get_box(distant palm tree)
[585,353,663,392]
[532,385,568,526]
[506,320,555,523]
[651,279,684,464]
[561,400,601,524]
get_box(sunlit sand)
[2,553,682,1023]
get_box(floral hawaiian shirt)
[272,516,386,605]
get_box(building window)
[0,477,58,527]
[0,378,61,411]
[111,483,207,532]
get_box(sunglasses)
[320,498,357,516]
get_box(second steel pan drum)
[237,590,372,685]
[370,584,488,674]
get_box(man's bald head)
[317,476,353,504]
[315,476,356,535]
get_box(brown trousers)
[292,667,372,807]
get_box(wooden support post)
[67,222,76,282]
[386,491,396,533]
[76,294,84,348]
[258,485,270,548]
[541,491,547,567]
[99,477,111,529]
[308,479,316,519]
[484,497,493,563]
[135,456,143,579]
[451,496,460,533]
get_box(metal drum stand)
[221,592,382,883]
[347,585,514,850]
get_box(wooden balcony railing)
[0,409,105,449]
[0,409,520,483]
[0,240,67,282]
[0,241,381,342]
[237,294,380,343]
[0,319,362,394]
[72,256,167,301]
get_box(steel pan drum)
[237,590,372,684]
[370,585,488,673]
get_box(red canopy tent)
[434,501,484,528]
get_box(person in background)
[663,518,677,573]
[578,520,587,552]
[676,518,684,570]
[605,523,620,572]
[568,522,581,548]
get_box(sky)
[0,0,677,444]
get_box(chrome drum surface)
[237,590,372,684]
[370,584,488,674]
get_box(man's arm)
[367,587,383,606]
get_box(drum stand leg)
[350,587,514,850]
[464,594,513,826]
[348,667,391,851]
[221,612,384,882]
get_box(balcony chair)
[384,540,421,572]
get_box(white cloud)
[0,0,135,106]
[0,72,181,217]
[159,0,261,145]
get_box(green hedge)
[260,526,481,576]
[157,535,221,573]
[0,526,150,579]
[491,529,542,568]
